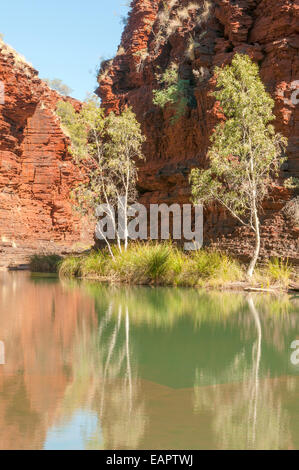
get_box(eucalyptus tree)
[44,78,73,96]
[57,96,145,257]
[190,54,287,277]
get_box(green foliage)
[58,256,82,278]
[190,250,241,280]
[190,54,288,276]
[29,254,62,273]
[34,243,295,289]
[56,97,145,221]
[108,242,172,284]
[153,64,179,107]
[80,250,107,277]
[57,243,245,287]
[32,247,295,290]
[136,243,172,283]
[104,107,145,189]
[152,64,195,123]
[44,78,73,96]
[175,250,244,287]
[284,177,299,190]
[57,95,105,166]
[190,54,287,216]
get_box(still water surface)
[0,271,298,450]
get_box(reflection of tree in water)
[83,283,298,333]
[237,294,299,352]
[1,273,298,450]
[54,283,299,449]
[79,284,299,449]
[97,303,146,449]
[57,301,146,450]
[193,295,294,450]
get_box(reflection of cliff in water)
[0,272,96,449]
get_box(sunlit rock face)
[97,0,299,262]
[0,41,93,267]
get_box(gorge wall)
[0,40,92,267]
[98,0,299,261]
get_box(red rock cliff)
[98,0,299,261]
[0,40,92,267]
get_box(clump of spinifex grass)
[115,243,173,284]
[58,255,83,278]
[263,258,293,288]
[57,242,245,287]
[29,254,63,273]
[177,250,244,287]
[79,243,175,284]
[80,251,107,277]
[31,244,295,289]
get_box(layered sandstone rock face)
[98,0,299,261]
[0,40,92,267]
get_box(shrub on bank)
[265,257,292,287]
[80,251,107,277]
[130,243,173,284]
[58,256,82,278]
[29,254,62,273]
[176,250,244,287]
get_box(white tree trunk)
[247,207,261,278]
[97,226,115,260]
[124,168,130,251]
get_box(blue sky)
[1,0,130,100]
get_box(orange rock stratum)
[0,40,93,267]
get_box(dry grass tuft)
[0,37,33,76]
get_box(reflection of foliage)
[55,310,146,450]
[193,297,294,449]
[254,294,299,351]
[81,284,299,378]
[80,283,298,328]
[255,293,298,316]
[82,283,246,328]
[194,374,293,449]
[3,273,298,450]
[51,283,299,449]
[194,349,251,391]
